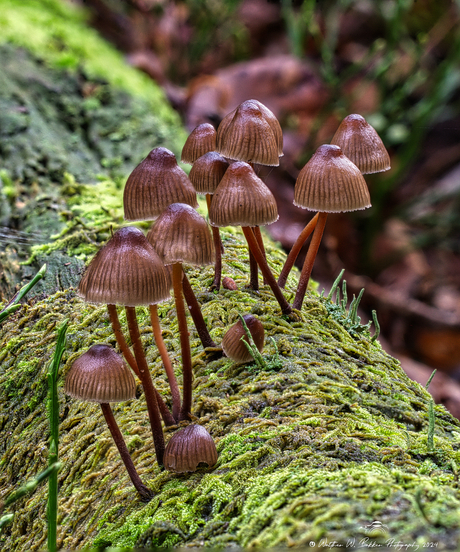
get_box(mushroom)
[216,99,283,289]
[209,161,292,315]
[163,424,217,473]
[64,344,153,501]
[331,114,390,174]
[147,203,215,421]
[291,144,371,311]
[181,123,217,165]
[222,314,265,363]
[78,226,176,463]
[189,151,229,291]
[123,147,197,221]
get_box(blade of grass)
[0,264,47,324]
[47,319,68,552]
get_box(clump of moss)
[1,227,460,551]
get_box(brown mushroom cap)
[164,424,218,473]
[78,226,170,306]
[331,114,390,174]
[189,151,229,194]
[222,314,265,363]
[65,344,136,403]
[147,203,215,266]
[294,144,371,213]
[123,147,198,221]
[209,161,279,227]
[216,100,280,166]
[181,123,217,165]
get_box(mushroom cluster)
[66,102,389,497]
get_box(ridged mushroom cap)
[123,147,198,221]
[331,114,390,174]
[209,161,279,227]
[147,203,215,266]
[181,123,217,165]
[216,100,280,166]
[294,144,371,213]
[222,314,265,363]
[78,226,170,306]
[164,424,218,473]
[189,151,229,194]
[65,344,136,404]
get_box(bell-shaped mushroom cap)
[181,123,217,165]
[65,344,136,403]
[294,144,371,213]
[331,114,390,174]
[209,161,279,227]
[164,424,218,473]
[222,314,265,363]
[78,226,170,306]
[147,203,215,266]
[189,151,229,194]
[124,147,198,221]
[216,100,280,166]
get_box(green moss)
[2,231,460,549]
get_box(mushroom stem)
[248,246,259,290]
[149,304,181,422]
[242,226,292,315]
[100,403,153,502]
[292,212,328,311]
[278,212,319,288]
[182,272,217,349]
[253,226,268,285]
[108,304,175,427]
[107,304,139,377]
[206,194,223,291]
[125,306,165,465]
[172,263,193,421]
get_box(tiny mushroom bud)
[164,424,218,473]
[222,314,265,363]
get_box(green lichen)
[1,229,460,550]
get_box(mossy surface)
[0,0,186,297]
[1,233,460,550]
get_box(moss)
[1,231,460,550]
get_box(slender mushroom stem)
[253,226,268,285]
[182,272,217,349]
[206,194,223,291]
[242,226,292,315]
[149,304,181,422]
[292,212,328,311]
[125,306,165,465]
[108,304,175,427]
[248,246,259,290]
[278,212,319,288]
[172,263,193,421]
[107,304,139,376]
[100,403,153,502]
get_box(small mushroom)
[181,123,217,165]
[209,162,291,315]
[222,314,265,363]
[164,424,218,473]
[147,203,215,421]
[331,114,390,174]
[291,144,371,311]
[65,344,153,501]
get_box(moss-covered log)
[1,2,460,551]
